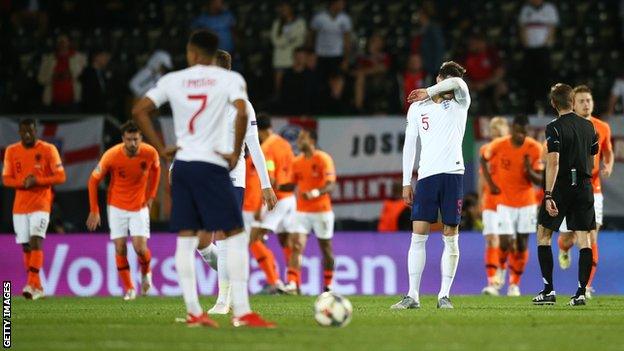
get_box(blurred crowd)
[2,0,624,120]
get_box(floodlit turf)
[11,295,624,351]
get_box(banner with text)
[1,232,623,296]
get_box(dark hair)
[549,83,573,110]
[303,128,318,143]
[215,49,231,70]
[512,114,529,127]
[120,120,140,134]
[188,30,219,57]
[256,114,272,130]
[438,61,466,78]
[19,118,36,127]
[572,84,592,96]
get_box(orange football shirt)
[479,142,499,211]
[262,133,294,200]
[2,140,66,214]
[291,150,336,212]
[486,136,543,207]
[243,155,262,212]
[589,116,612,194]
[88,143,160,213]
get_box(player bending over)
[479,117,510,296]
[278,129,337,294]
[481,115,543,296]
[194,50,277,314]
[3,119,66,300]
[392,61,470,310]
[556,85,613,299]
[133,30,274,328]
[86,121,160,300]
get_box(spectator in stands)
[353,33,392,112]
[410,5,445,81]
[278,47,316,115]
[378,181,411,232]
[9,0,48,36]
[271,1,307,94]
[128,50,172,99]
[462,33,507,115]
[401,54,427,112]
[191,0,236,54]
[37,34,86,112]
[81,48,112,113]
[518,0,559,113]
[309,0,352,85]
[322,72,352,114]
[606,74,624,116]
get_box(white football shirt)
[403,77,471,184]
[226,100,271,189]
[145,65,248,168]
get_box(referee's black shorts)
[538,179,596,232]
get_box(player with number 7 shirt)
[132,30,274,328]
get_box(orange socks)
[485,247,499,284]
[588,243,598,287]
[558,235,574,252]
[137,249,152,275]
[323,269,334,288]
[27,250,43,289]
[283,247,292,266]
[115,255,134,291]
[287,268,300,286]
[250,241,279,285]
[498,248,509,270]
[23,251,31,273]
[509,250,529,285]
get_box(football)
[314,292,353,327]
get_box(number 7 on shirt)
[187,94,208,134]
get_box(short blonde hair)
[489,116,509,137]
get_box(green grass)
[11,295,624,351]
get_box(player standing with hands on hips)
[393,61,470,310]
[532,83,599,306]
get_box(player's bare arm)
[524,155,544,186]
[480,156,500,194]
[544,152,559,217]
[303,180,336,200]
[132,97,179,161]
[601,137,614,178]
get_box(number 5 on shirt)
[187,94,208,134]
[422,116,430,130]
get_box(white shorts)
[258,195,297,233]
[107,205,150,240]
[497,204,537,235]
[559,193,603,232]
[242,211,260,234]
[13,211,50,244]
[482,209,501,235]
[292,211,335,239]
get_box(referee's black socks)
[577,248,593,296]
[538,245,554,293]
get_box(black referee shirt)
[545,113,598,182]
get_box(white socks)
[197,243,218,271]
[407,233,428,302]
[215,240,231,306]
[439,235,460,299]
[226,231,251,317]
[175,237,203,316]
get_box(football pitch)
[12,295,624,351]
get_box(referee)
[532,83,599,307]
